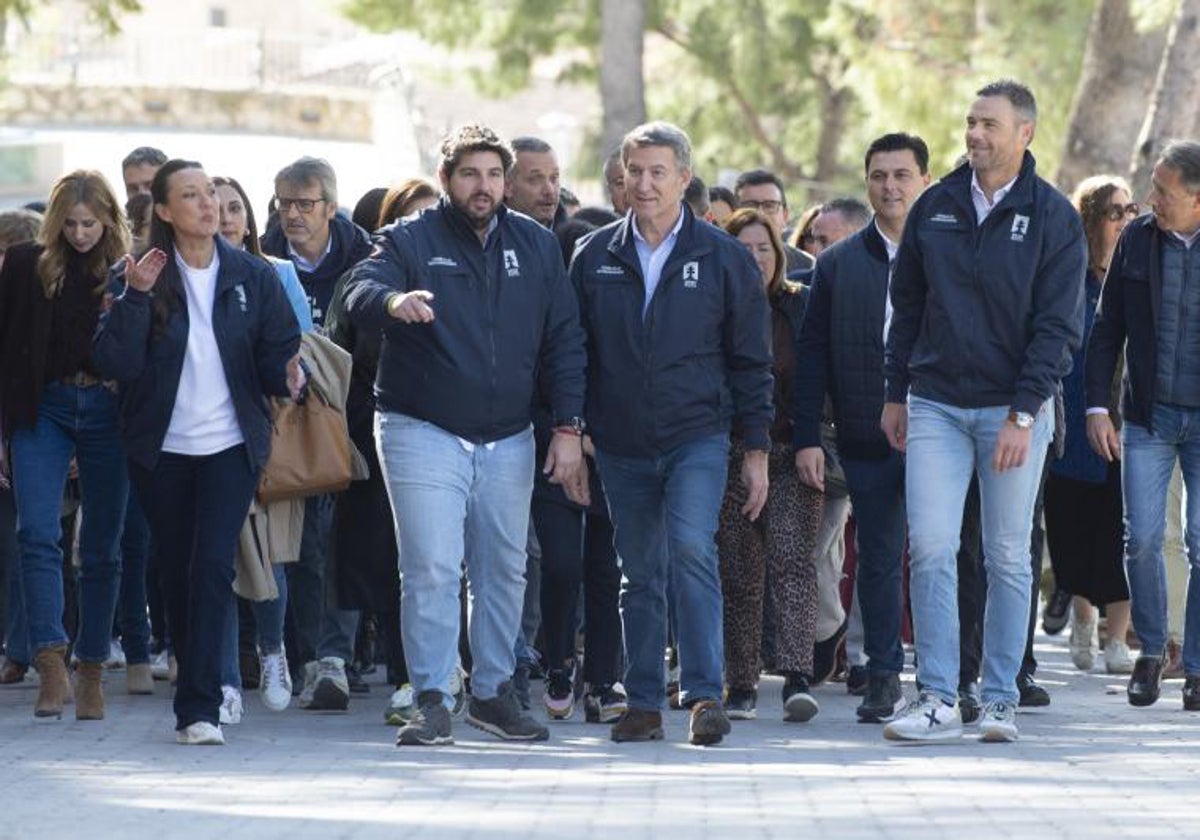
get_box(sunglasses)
[1104,202,1139,222]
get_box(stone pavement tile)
[3,634,1200,838]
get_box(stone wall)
[0,84,374,142]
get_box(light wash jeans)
[1122,403,1200,673]
[376,412,534,705]
[905,395,1052,705]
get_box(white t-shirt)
[162,250,245,456]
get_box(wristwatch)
[553,416,587,436]
[1007,410,1035,429]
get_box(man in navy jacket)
[796,132,932,725]
[1086,140,1200,710]
[344,124,587,747]
[570,121,772,746]
[881,80,1085,743]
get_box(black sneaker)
[1042,588,1072,636]
[543,668,575,720]
[688,699,731,746]
[725,688,757,720]
[346,664,371,695]
[396,691,453,746]
[584,683,628,723]
[782,674,820,722]
[1183,675,1200,711]
[856,672,904,723]
[846,664,869,696]
[812,619,847,686]
[1017,672,1050,708]
[467,682,550,741]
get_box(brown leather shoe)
[1165,639,1185,679]
[610,708,664,742]
[0,656,28,685]
[75,661,105,720]
[33,645,70,719]
[688,699,731,746]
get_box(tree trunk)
[812,72,851,190]
[599,0,647,157]
[1054,0,1168,193]
[1129,0,1200,194]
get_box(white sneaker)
[1069,610,1098,671]
[103,640,126,670]
[979,700,1019,742]
[219,685,243,725]
[259,649,293,712]
[883,692,963,742]
[176,721,225,745]
[299,657,349,711]
[385,683,416,725]
[1105,639,1135,674]
[449,658,468,717]
[150,650,177,682]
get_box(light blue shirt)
[268,256,315,332]
[632,206,685,317]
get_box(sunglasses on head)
[1105,202,1139,222]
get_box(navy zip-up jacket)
[261,211,373,328]
[92,237,301,471]
[342,197,585,443]
[884,153,1086,416]
[1086,214,1175,431]
[569,204,773,457]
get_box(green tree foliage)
[343,0,1096,197]
[1,0,141,33]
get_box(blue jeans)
[117,490,152,664]
[10,382,129,662]
[221,564,288,688]
[376,412,534,704]
[905,395,1052,705]
[1122,403,1200,673]
[842,450,907,675]
[595,434,729,710]
[131,445,258,730]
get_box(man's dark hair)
[864,133,931,175]
[734,169,788,208]
[684,175,709,216]
[511,136,553,156]
[709,185,736,209]
[122,146,168,170]
[976,79,1037,124]
[440,124,514,178]
[821,197,871,228]
[559,186,580,209]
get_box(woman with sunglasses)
[1044,175,1138,676]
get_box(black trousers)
[132,445,258,730]
[531,498,623,686]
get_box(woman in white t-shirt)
[94,159,304,746]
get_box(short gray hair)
[512,136,553,156]
[275,156,338,203]
[1160,140,1200,194]
[976,79,1037,125]
[621,121,692,171]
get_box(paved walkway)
[2,634,1198,839]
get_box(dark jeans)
[285,494,359,667]
[131,445,258,730]
[842,451,907,675]
[532,498,622,686]
[117,490,153,664]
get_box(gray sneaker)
[466,682,550,741]
[396,691,453,746]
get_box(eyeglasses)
[275,197,326,214]
[1105,202,1139,222]
[739,200,784,213]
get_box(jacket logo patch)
[1011,214,1030,242]
[427,256,458,268]
[234,284,247,312]
[595,265,625,276]
[930,213,959,225]
[682,262,699,288]
[503,249,520,277]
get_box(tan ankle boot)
[126,663,154,695]
[75,661,105,720]
[33,645,70,719]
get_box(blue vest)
[1154,238,1200,407]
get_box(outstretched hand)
[124,248,168,293]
